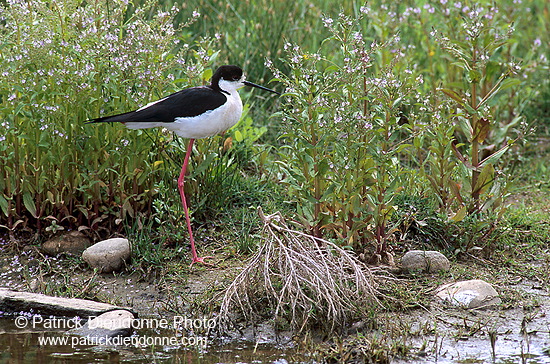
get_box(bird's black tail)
[85,110,137,124]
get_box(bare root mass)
[219,208,380,333]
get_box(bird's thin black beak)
[243,80,280,95]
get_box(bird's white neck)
[218,78,245,94]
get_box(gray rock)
[435,279,501,309]
[401,250,450,273]
[69,309,135,339]
[0,288,130,317]
[42,231,92,256]
[82,238,131,273]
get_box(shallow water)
[0,324,309,363]
[394,336,550,364]
[0,316,313,363]
[2,313,550,364]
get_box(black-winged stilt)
[87,65,279,265]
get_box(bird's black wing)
[86,86,227,124]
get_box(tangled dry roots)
[219,207,380,333]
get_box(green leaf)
[481,180,503,213]
[473,163,495,196]
[485,60,501,80]
[391,96,404,109]
[191,152,217,178]
[209,50,221,63]
[122,198,135,218]
[474,118,490,143]
[46,191,54,203]
[0,195,8,217]
[468,69,482,83]
[451,141,478,171]
[350,194,362,215]
[324,65,339,73]
[234,130,243,142]
[450,181,464,204]
[456,116,473,141]
[202,68,213,82]
[450,206,467,222]
[440,88,477,115]
[477,74,517,109]
[478,144,511,168]
[14,103,25,116]
[499,78,521,92]
[23,192,38,218]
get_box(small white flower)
[322,17,334,27]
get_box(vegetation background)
[0,0,548,267]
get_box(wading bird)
[87,65,279,265]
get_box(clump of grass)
[219,207,379,334]
[496,195,550,258]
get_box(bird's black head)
[211,65,280,95]
[212,65,243,86]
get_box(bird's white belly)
[168,92,243,139]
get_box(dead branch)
[218,207,380,333]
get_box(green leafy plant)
[0,0,205,234]
[1,0,547,262]
[433,10,520,213]
[414,6,527,253]
[269,11,423,260]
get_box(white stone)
[435,279,501,309]
[82,238,131,273]
[401,250,450,273]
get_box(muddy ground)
[1,244,549,363]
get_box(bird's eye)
[233,76,240,81]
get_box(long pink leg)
[177,139,213,266]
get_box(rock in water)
[82,238,131,273]
[401,250,450,273]
[0,288,129,317]
[435,279,501,309]
[42,231,93,256]
[69,309,135,339]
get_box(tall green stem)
[471,46,480,211]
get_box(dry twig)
[219,207,380,333]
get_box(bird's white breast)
[167,90,243,139]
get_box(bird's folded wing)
[86,86,227,124]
